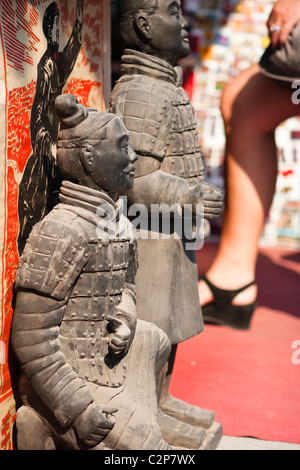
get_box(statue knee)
[16,406,56,450]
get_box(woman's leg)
[199,63,299,307]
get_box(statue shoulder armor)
[109,77,175,160]
[15,214,91,301]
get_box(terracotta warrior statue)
[108,0,224,449]
[12,94,172,451]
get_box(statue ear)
[134,13,152,40]
[79,146,94,175]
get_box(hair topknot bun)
[56,94,117,146]
[55,94,89,129]
[55,94,79,118]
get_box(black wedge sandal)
[200,275,257,330]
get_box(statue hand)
[181,183,223,219]
[199,183,224,219]
[74,404,117,448]
[107,316,132,355]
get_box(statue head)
[55,95,137,199]
[43,2,60,49]
[118,0,190,66]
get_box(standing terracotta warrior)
[109,0,223,449]
[12,95,172,451]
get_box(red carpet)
[170,242,300,444]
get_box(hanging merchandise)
[182,0,300,247]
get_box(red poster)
[0,0,110,449]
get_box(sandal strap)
[201,275,256,305]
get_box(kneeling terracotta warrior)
[12,94,171,451]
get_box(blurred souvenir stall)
[181,0,300,247]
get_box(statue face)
[90,118,137,196]
[147,0,190,64]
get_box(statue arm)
[12,291,94,428]
[128,165,223,219]
[127,165,191,210]
[12,291,116,447]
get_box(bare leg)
[199,64,299,308]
